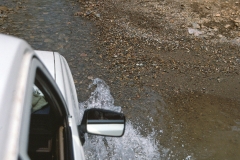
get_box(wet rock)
[85,11,91,16]
[217,78,224,83]
[136,63,143,66]
[234,18,240,27]
[87,76,93,80]
[95,13,100,18]
[0,14,7,18]
[74,12,82,16]
[212,26,218,32]
[205,6,211,10]
[44,38,53,43]
[180,4,185,9]
[0,19,3,26]
[233,17,240,23]
[80,53,88,57]
[218,34,223,38]
[224,24,231,28]
[0,6,8,13]
[17,2,22,8]
[192,22,200,29]
[1,23,7,29]
[188,28,203,36]
[236,59,240,64]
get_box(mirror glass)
[86,109,125,136]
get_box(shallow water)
[79,78,161,160]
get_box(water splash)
[79,78,160,159]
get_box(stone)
[192,22,200,29]
[80,53,88,57]
[0,6,8,12]
[205,6,210,10]
[188,28,203,36]
[95,13,100,18]
[85,11,91,16]
[234,18,240,23]
[1,23,7,29]
[217,78,224,83]
[236,59,240,64]
[234,18,240,27]
[224,24,231,28]
[87,76,93,80]
[212,26,218,31]
[44,38,53,43]
[0,14,7,18]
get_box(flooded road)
[1,0,240,159]
[0,0,102,101]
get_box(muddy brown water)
[1,0,240,159]
[162,92,240,159]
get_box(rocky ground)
[74,0,240,99]
[1,0,240,159]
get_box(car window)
[31,85,48,113]
[28,83,54,160]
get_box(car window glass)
[27,73,65,160]
[32,85,48,113]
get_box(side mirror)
[79,108,125,137]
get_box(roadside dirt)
[75,0,240,159]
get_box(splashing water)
[79,78,161,159]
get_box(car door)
[7,50,79,160]
[35,50,85,160]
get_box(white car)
[0,34,125,160]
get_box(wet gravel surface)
[1,0,240,159]
[0,0,105,101]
